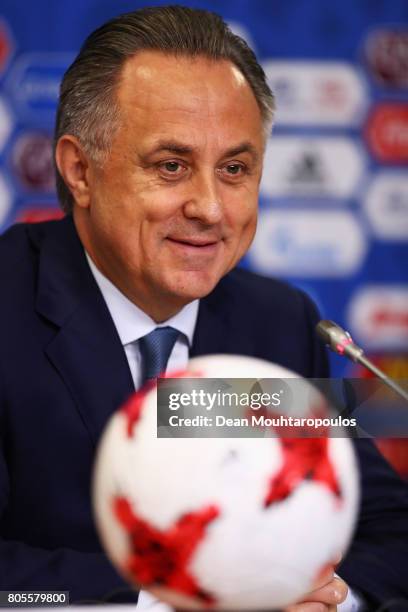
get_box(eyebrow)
[223,142,260,163]
[142,141,194,158]
[141,140,260,162]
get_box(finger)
[303,576,348,605]
[311,553,344,590]
[312,564,336,590]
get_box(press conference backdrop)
[0,1,407,471]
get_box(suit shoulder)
[0,223,31,262]
[0,220,66,306]
[0,220,62,269]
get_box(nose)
[182,170,223,225]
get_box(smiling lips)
[167,236,221,249]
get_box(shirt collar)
[85,252,199,347]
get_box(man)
[0,6,407,611]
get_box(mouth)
[166,236,221,254]
[166,236,222,256]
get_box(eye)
[164,161,181,173]
[157,160,187,180]
[226,164,243,175]
[218,162,247,180]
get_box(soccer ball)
[93,355,359,610]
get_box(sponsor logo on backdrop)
[348,286,408,349]
[248,210,366,277]
[365,29,408,88]
[261,136,365,198]
[15,205,63,224]
[0,172,12,228]
[0,96,13,154]
[11,132,55,191]
[365,104,408,163]
[6,53,73,120]
[0,19,14,76]
[263,61,367,126]
[363,173,408,240]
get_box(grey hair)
[54,5,275,213]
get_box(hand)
[175,560,349,612]
[284,562,348,612]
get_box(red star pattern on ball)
[121,381,156,437]
[113,496,220,604]
[264,438,342,507]
[122,371,202,438]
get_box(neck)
[73,213,188,323]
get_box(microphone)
[316,320,363,362]
[316,320,408,403]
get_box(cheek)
[240,216,258,251]
[227,192,258,233]
[132,187,186,225]
[96,164,181,221]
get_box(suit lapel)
[34,216,134,447]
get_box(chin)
[166,269,223,302]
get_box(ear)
[55,135,93,209]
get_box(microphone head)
[316,320,363,362]
[316,320,344,345]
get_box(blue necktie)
[139,326,180,384]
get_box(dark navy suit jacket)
[0,216,407,609]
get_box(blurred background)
[0,0,407,472]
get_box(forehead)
[115,51,263,147]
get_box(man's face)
[76,51,265,320]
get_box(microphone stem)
[357,354,408,402]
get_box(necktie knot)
[139,326,180,384]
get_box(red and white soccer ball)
[93,355,359,610]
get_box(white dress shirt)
[86,253,198,390]
[86,253,360,612]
